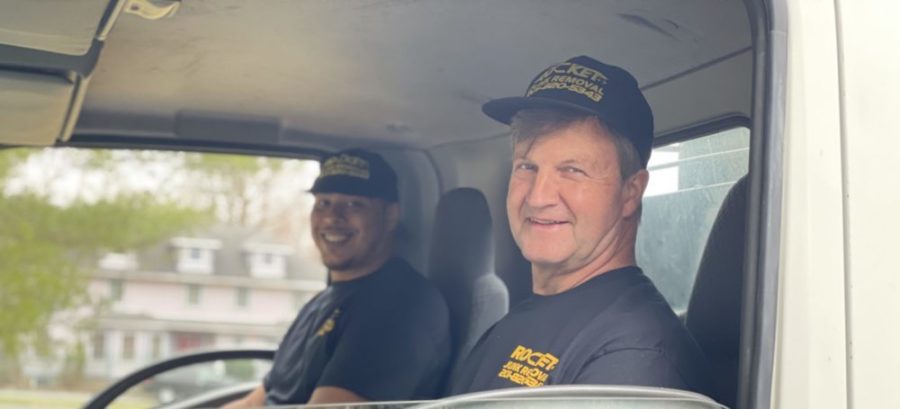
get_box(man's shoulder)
[566,271,695,354]
[343,258,449,339]
[361,257,449,313]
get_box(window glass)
[92,332,105,360]
[122,333,135,360]
[109,279,123,301]
[187,284,202,306]
[151,335,162,361]
[236,287,249,308]
[0,148,324,406]
[637,127,750,313]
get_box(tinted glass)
[637,127,750,313]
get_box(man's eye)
[515,162,537,172]
[347,201,362,208]
[315,200,330,209]
[561,166,585,175]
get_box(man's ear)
[385,202,401,232]
[622,169,649,218]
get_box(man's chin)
[322,257,354,272]
[520,245,567,264]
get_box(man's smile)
[526,217,569,226]
[318,227,356,245]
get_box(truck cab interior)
[0,1,779,408]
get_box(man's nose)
[525,170,558,208]
[320,203,347,221]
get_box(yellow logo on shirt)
[316,309,341,337]
[497,345,560,387]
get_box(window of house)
[187,284,201,306]
[109,279,123,302]
[235,287,249,308]
[244,243,292,279]
[172,238,221,275]
[151,335,162,360]
[122,333,135,360]
[637,126,750,314]
[92,332,105,360]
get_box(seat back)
[685,175,749,408]
[428,188,509,375]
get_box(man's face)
[311,193,398,272]
[507,119,642,274]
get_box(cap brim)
[308,175,398,202]
[482,96,600,125]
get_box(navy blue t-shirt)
[448,266,715,399]
[264,257,451,404]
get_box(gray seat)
[428,187,509,380]
[685,175,749,408]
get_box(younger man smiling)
[448,56,714,398]
[224,149,450,407]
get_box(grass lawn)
[0,389,154,409]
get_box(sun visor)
[0,0,118,55]
[0,70,79,146]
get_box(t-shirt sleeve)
[315,297,449,400]
[261,296,319,395]
[573,348,692,390]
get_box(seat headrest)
[685,174,748,408]
[429,187,494,281]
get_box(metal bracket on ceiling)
[122,0,181,20]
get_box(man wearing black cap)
[448,56,715,398]
[224,149,451,408]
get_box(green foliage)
[223,360,256,381]
[185,152,266,174]
[0,148,29,182]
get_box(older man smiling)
[448,56,715,399]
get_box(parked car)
[1,1,898,408]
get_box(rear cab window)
[638,126,750,314]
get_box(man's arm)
[574,349,695,390]
[313,299,450,401]
[308,386,367,404]
[221,384,266,409]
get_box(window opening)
[637,127,750,313]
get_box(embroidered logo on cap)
[320,154,370,180]
[526,61,608,102]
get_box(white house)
[81,225,327,380]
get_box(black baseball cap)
[482,55,654,166]
[309,148,399,202]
